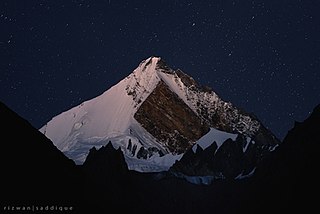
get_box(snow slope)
[40,57,186,171]
[192,128,238,153]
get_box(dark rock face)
[213,136,257,178]
[134,81,210,154]
[175,68,279,148]
[171,135,259,180]
[83,142,128,176]
[155,58,174,74]
[172,142,218,176]
[176,69,199,88]
[82,143,129,190]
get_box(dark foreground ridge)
[1,100,318,213]
[0,101,99,213]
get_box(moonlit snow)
[40,56,259,172]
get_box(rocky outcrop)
[83,143,128,175]
[134,81,210,154]
[82,142,129,188]
[170,134,260,181]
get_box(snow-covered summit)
[40,56,279,174]
[40,57,162,145]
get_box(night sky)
[1,0,319,140]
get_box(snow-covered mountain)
[40,56,279,175]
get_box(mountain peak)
[40,56,279,174]
[136,56,174,75]
[138,56,161,70]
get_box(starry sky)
[1,0,319,140]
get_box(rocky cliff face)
[134,81,210,154]
[131,58,279,180]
